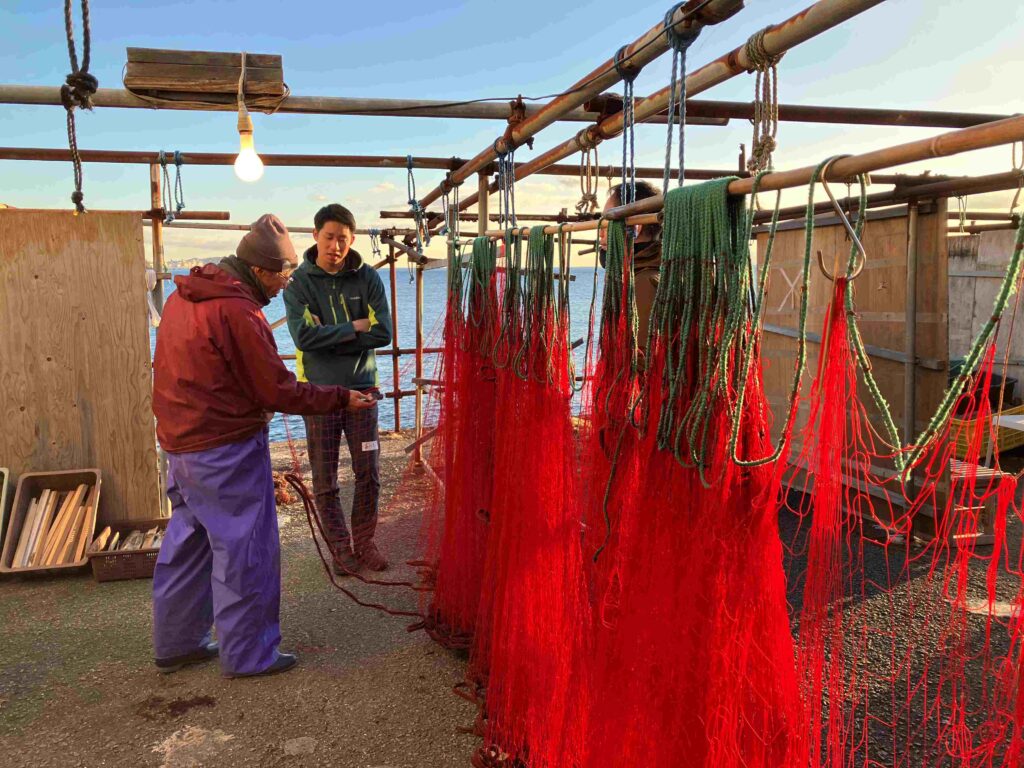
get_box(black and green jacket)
[283,246,393,389]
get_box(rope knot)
[576,192,599,215]
[744,27,784,72]
[63,71,98,110]
[613,45,642,83]
[70,189,85,213]
[574,126,601,152]
[747,135,777,172]
[664,4,702,52]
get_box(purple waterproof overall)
[152,429,281,676]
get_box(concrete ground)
[2,434,1021,766]
[0,433,478,768]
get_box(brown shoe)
[331,545,361,577]
[356,541,388,571]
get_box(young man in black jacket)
[284,204,393,573]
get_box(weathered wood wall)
[758,203,949,463]
[0,209,161,523]
[949,228,1024,404]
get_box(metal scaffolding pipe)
[0,83,729,125]
[381,210,589,223]
[416,0,745,210]
[605,114,1024,220]
[143,220,417,236]
[487,114,1024,236]
[456,0,885,214]
[0,83,1006,131]
[0,147,738,186]
[686,99,1010,129]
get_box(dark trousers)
[303,403,380,550]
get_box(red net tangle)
[769,177,1024,766]
[468,229,591,768]
[581,178,802,768]
[578,219,642,622]
[414,237,500,650]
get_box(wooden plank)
[127,48,281,69]
[0,210,162,524]
[125,62,285,96]
[11,495,40,568]
[74,487,100,562]
[29,490,64,566]
[19,492,52,568]
[41,489,77,565]
[51,484,89,564]
[89,525,111,554]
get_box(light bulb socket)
[237,104,254,135]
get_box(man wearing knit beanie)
[152,214,376,679]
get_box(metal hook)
[816,156,867,281]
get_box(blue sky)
[1,0,1022,263]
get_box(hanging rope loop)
[61,0,98,213]
[158,150,187,224]
[662,3,702,196]
[406,155,430,253]
[744,26,784,173]
[613,45,642,84]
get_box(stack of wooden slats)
[89,525,163,554]
[7,484,99,569]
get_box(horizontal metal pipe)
[687,99,1010,129]
[949,222,1020,234]
[381,210,590,223]
[605,114,1024,219]
[484,117,1024,237]
[143,220,417,237]
[0,83,728,125]
[0,84,1002,131]
[946,211,1020,222]
[0,147,739,187]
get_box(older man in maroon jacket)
[151,214,374,679]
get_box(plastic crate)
[0,469,101,575]
[949,404,1024,460]
[88,518,168,583]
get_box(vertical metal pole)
[904,202,919,446]
[149,165,165,312]
[414,262,425,463]
[150,164,170,516]
[477,170,490,236]
[388,243,401,433]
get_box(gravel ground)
[0,432,478,768]
[1,434,1020,766]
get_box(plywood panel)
[948,229,1024,400]
[0,209,161,523]
[758,203,948,451]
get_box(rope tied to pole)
[613,45,643,207]
[494,140,518,231]
[744,26,784,174]
[407,154,430,255]
[368,228,382,261]
[662,4,701,196]
[576,141,600,215]
[61,0,98,213]
[158,150,187,224]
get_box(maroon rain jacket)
[153,264,350,453]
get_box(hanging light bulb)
[233,52,264,182]
[234,104,264,182]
